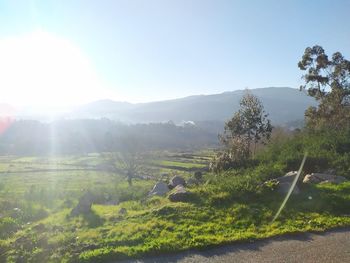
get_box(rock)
[168,185,192,202]
[149,181,169,196]
[303,173,334,184]
[169,175,186,188]
[303,173,347,184]
[316,177,346,184]
[276,171,298,183]
[70,192,94,216]
[277,182,300,195]
[266,171,300,195]
[332,176,347,184]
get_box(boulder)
[149,181,169,196]
[332,176,347,184]
[70,192,94,216]
[267,171,300,195]
[303,173,347,184]
[169,175,186,188]
[277,182,300,195]
[276,171,298,183]
[168,185,192,202]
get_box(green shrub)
[0,217,20,238]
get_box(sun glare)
[0,31,111,110]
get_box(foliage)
[103,134,146,186]
[255,127,350,178]
[298,45,350,130]
[3,174,350,263]
[0,119,218,155]
[1,145,350,262]
[0,217,20,238]
[194,171,203,181]
[220,92,272,155]
[211,92,272,172]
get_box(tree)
[103,133,144,186]
[211,92,272,172]
[220,92,272,157]
[298,45,350,129]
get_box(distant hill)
[72,99,134,119]
[70,87,317,125]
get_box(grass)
[156,160,207,169]
[3,181,350,262]
[0,146,350,262]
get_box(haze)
[0,0,349,109]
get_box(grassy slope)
[0,146,350,262]
[2,178,350,262]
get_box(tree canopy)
[220,92,272,157]
[298,45,350,129]
[211,92,272,172]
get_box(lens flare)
[272,152,308,222]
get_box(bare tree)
[103,133,144,186]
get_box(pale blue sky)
[0,0,349,105]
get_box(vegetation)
[211,92,272,172]
[0,120,218,155]
[103,134,146,186]
[0,143,349,262]
[0,45,350,262]
[298,45,350,130]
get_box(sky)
[0,0,349,109]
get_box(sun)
[0,30,110,110]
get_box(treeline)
[210,45,350,174]
[0,119,220,155]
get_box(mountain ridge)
[70,87,316,125]
[0,87,317,126]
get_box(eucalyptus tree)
[298,45,350,129]
[220,92,272,158]
[212,92,272,172]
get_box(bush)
[0,217,20,238]
[194,171,203,181]
[255,127,350,177]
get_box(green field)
[0,150,350,262]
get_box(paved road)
[121,228,350,263]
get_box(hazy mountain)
[71,87,317,125]
[72,99,134,119]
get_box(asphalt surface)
[120,228,350,263]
